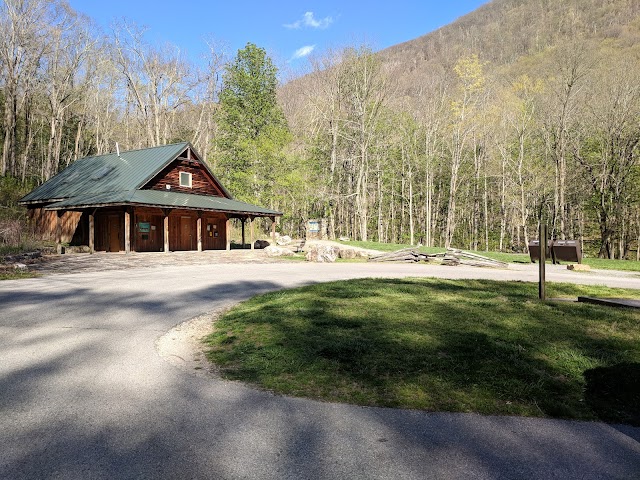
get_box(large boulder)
[305,245,340,263]
[338,248,357,259]
[264,245,294,257]
[276,235,292,246]
[254,240,270,249]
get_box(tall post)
[250,216,254,250]
[226,218,231,251]
[56,210,63,254]
[241,218,246,249]
[89,211,95,254]
[539,223,547,301]
[197,213,203,252]
[163,210,170,253]
[124,208,131,254]
[271,216,276,243]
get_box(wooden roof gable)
[140,145,232,199]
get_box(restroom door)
[179,215,194,250]
[107,215,121,252]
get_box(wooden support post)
[539,223,547,301]
[250,216,254,250]
[89,211,95,254]
[197,213,202,252]
[241,218,246,249]
[226,218,231,251]
[56,210,63,254]
[163,210,170,253]
[271,216,276,243]
[124,208,131,254]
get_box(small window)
[179,171,192,188]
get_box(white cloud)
[291,45,315,60]
[284,12,333,30]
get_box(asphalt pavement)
[1,261,639,479]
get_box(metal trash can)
[552,240,582,264]
[529,240,553,263]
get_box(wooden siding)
[134,207,164,252]
[28,208,84,243]
[27,205,230,252]
[145,158,226,197]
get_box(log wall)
[28,208,84,243]
[145,159,225,196]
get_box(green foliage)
[215,43,291,204]
[205,278,640,422]
[0,176,31,221]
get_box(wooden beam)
[89,212,95,254]
[241,218,246,249]
[130,208,136,253]
[56,211,63,254]
[124,208,131,254]
[271,216,276,243]
[250,216,254,250]
[226,218,231,251]
[197,213,202,252]
[163,210,170,253]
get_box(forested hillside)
[1,0,640,257]
[280,0,640,257]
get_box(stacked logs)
[368,248,508,268]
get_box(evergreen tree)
[215,42,290,203]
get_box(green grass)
[205,278,640,423]
[340,240,640,271]
[0,244,28,256]
[583,257,640,271]
[0,269,39,280]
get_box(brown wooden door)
[203,217,225,250]
[179,216,194,250]
[108,215,121,252]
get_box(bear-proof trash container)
[529,240,553,263]
[552,239,582,264]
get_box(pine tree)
[215,42,290,203]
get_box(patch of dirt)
[156,309,227,380]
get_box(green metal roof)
[20,143,190,204]
[44,189,281,216]
[19,142,279,217]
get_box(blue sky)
[68,1,487,74]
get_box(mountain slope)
[376,0,640,96]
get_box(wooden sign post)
[539,224,547,301]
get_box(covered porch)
[48,205,278,254]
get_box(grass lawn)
[205,278,640,424]
[340,240,640,272]
[0,269,39,280]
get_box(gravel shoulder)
[156,310,225,380]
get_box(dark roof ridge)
[75,141,190,162]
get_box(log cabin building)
[19,142,281,253]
